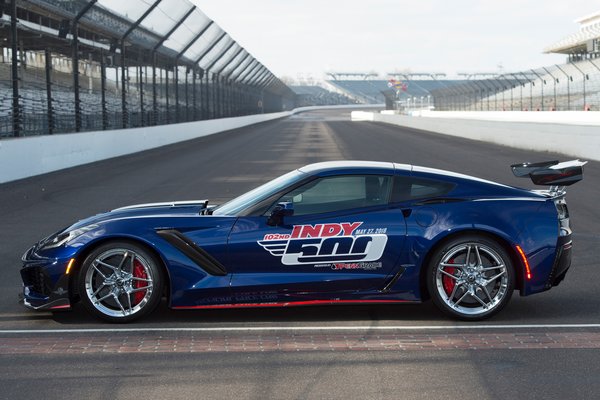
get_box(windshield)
[212,170,306,216]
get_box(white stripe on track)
[1,324,600,334]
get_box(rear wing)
[511,159,587,188]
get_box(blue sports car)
[20,160,585,322]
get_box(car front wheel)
[78,241,163,323]
[427,235,515,320]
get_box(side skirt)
[172,299,417,310]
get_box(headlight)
[39,224,99,250]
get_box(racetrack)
[1,109,599,398]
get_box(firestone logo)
[258,222,388,266]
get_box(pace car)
[20,160,585,322]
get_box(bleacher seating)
[0,61,204,136]
[290,85,356,106]
[1,0,295,137]
[327,79,467,104]
[326,80,387,104]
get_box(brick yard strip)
[1,329,600,354]
[2,323,600,334]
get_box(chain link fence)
[431,59,600,112]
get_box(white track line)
[1,324,600,334]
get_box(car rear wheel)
[427,235,515,320]
[78,241,163,323]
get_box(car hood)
[66,200,211,231]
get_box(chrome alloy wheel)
[84,248,154,318]
[434,242,509,317]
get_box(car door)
[227,174,407,303]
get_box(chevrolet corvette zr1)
[20,160,585,322]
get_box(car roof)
[298,161,506,187]
[297,161,532,195]
[298,161,411,174]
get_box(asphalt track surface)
[1,109,599,399]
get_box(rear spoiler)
[511,159,587,186]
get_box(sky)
[196,0,597,81]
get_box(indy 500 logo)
[258,222,388,266]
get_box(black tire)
[78,241,164,323]
[426,235,515,321]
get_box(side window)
[276,175,392,216]
[391,176,454,203]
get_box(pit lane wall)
[0,105,382,184]
[352,110,600,162]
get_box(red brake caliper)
[442,259,456,296]
[132,259,147,305]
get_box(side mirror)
[267,202,294,226]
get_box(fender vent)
[156,230,228,276]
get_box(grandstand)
[290,85,356,107]
[324,73,388,104]
[431,11,600,111]
[325,72,466,109]
[545,11,600,61]
[0,0,295,137]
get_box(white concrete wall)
[0,112,289,184]
[351,111,600,161]
[294,104,383,112]
[0,104,382,184]
[411,110,600,126]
